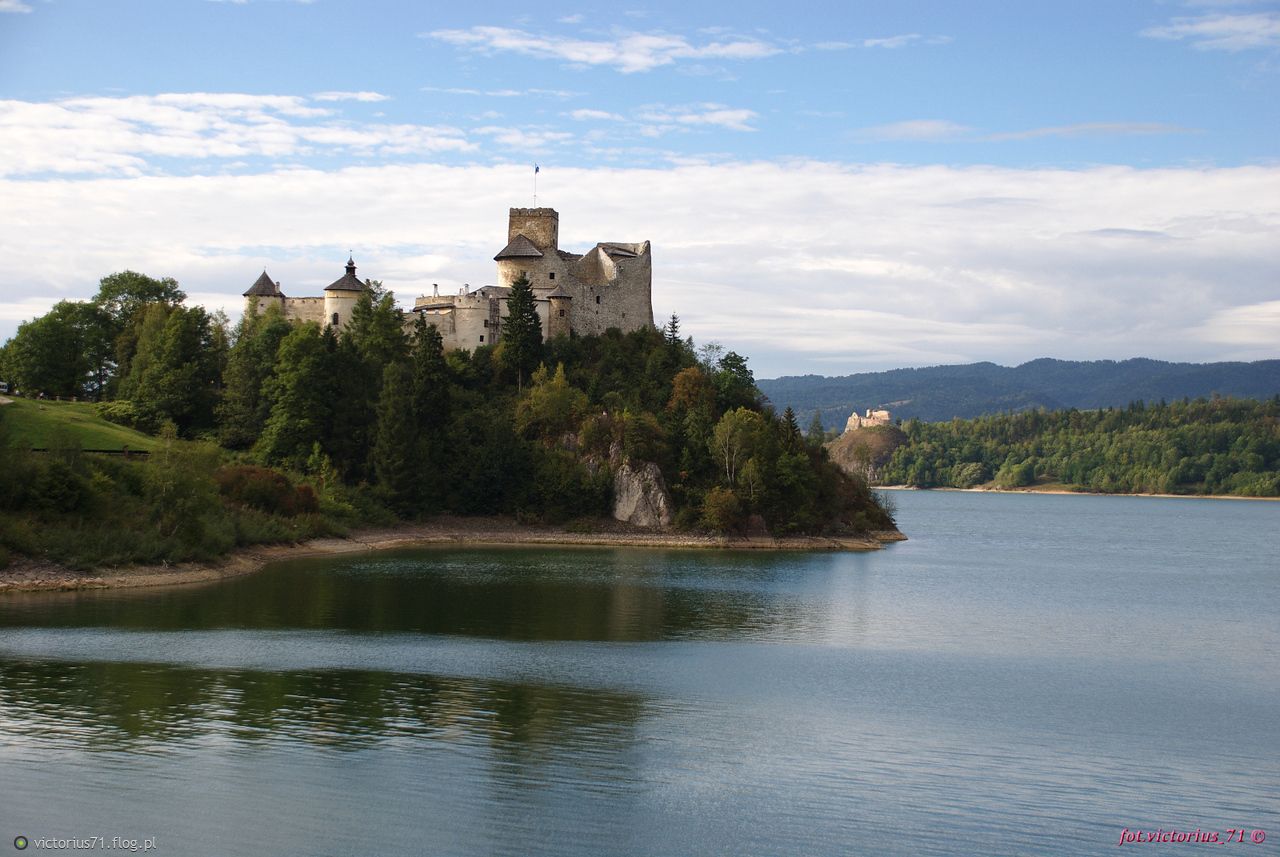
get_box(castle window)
[595,295,601,305]
[548,272,555,280]
[558,309,565,317]
[483,319,489,328]
[331,312,339,326]
[479,335,485,343]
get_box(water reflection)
[0,658,647,758]
[1,547,849,642]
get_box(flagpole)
[533,163,539,206]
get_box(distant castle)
[845,408,891,432]
[243,207,654,349]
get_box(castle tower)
[546,284,572,339]
[508,207,558,250]
[243,270,284,316]
[323,256,366,330]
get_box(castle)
[243,207,654,349]
[845,408,892,432]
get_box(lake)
[1,491,1277,856]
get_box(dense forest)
[0,272,893,569]
[759,358,1280,428]
[878,397,1280,496]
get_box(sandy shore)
[0,516,906,594]
[878,485,1279,501]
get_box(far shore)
[0,517,906,594]
[877,484,1279,502]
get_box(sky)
[0,0,1277,378]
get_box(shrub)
[701,486,743,533]
[215,465,317,516]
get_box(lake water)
[1,491,1277,856]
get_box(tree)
[516,363,588,444]
[94,271,185,331]
[710,407,765,485]
[371,361,419,514]
[5,301,98,397]
[344,282,407,370]
[116,304,224,434]
[806,411,827,446]
[218,302,293,449]
[663,313,681,346]
[714,351,758,412]
[255,324,333,468]
[782,406,802,451]
[498,274,543,390]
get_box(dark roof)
[325,257,367,292]
[472,285,511,297]
[494,234,544,260]
[546,283,572,298]
[243,270,283,298]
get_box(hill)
[825,425,907,483]
[759,358,1280,428]
[1,398,158,452]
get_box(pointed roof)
[494,234,544,260]
[325,256,366,292]
[243,270,283,297]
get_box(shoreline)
[0,517,907,595]
[877,485,1280,502]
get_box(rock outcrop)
[612,461,673,528]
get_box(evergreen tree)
[499,274,543,390]
[806,411,827,446]
[117,304,223,434]
[664,313,681,346]
[782,406,802,451]
[217,303,292,449]
[256,324,333,468]
[371,361,419,514]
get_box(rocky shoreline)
[0,516,906,594]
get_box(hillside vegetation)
[0,273,894,569]
[1,398,157,451]
[759,358,1280,428]
[878,397,1280,497]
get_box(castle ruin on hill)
[243,207,654,348]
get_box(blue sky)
[1,0,1277,376]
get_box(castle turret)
[507,207,558,251]
[546,283,572,339]
[243,270,285,316]
[323,256,365,330]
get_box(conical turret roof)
[494,234,544,260]
[325,256,367,292]
[243,270,283,297]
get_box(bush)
[701,486,743,533]
[215,465,317,516]
[95,400,159,433]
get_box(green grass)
[1,398,158,451]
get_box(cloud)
[635,103,759,132]
[987,122,1195,141]
[0,0,32,13]
[421,86,579,99]
[1141,12,1280,51]
[570,109,625,121]
[311,91,390,102]
[424,25,781,73]
[862,33,952,49]
[558,13,584,24]
[0,93,472,177]
[853,120,972,142]
[1,160,1276,376]
[474,125,573,149]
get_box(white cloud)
[424,25,780,73]
[558,13,584,24]
[474,125,573,149]
[570,108,625,121]
[0,93,472,176]
[862,33,952,49]
[421,86,579,99]
[1141,12,1280,51]
[311,91,390,102]
[0,0,32,12]
[853,120,972,142]
[636,103,759,132]
[1,160,1276,375]
[988,122,1195,141]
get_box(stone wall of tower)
[283,297,325,326]
[564,243,653,337]
[507,207,559,250]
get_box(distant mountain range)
[758,358,1280,428]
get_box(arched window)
[332,312,340,327]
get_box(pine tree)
[807,411,827,446]
[782,406,802,451]
[255,324,333,468]
[218,303,292,449]
[499,274,543,391]
[664,313,681,346]
[371,361,419,514]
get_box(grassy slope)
[1,398,158,451]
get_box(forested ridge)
[0,272,893,569]
[760,358,1280,428]
[879,397,1280,496]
